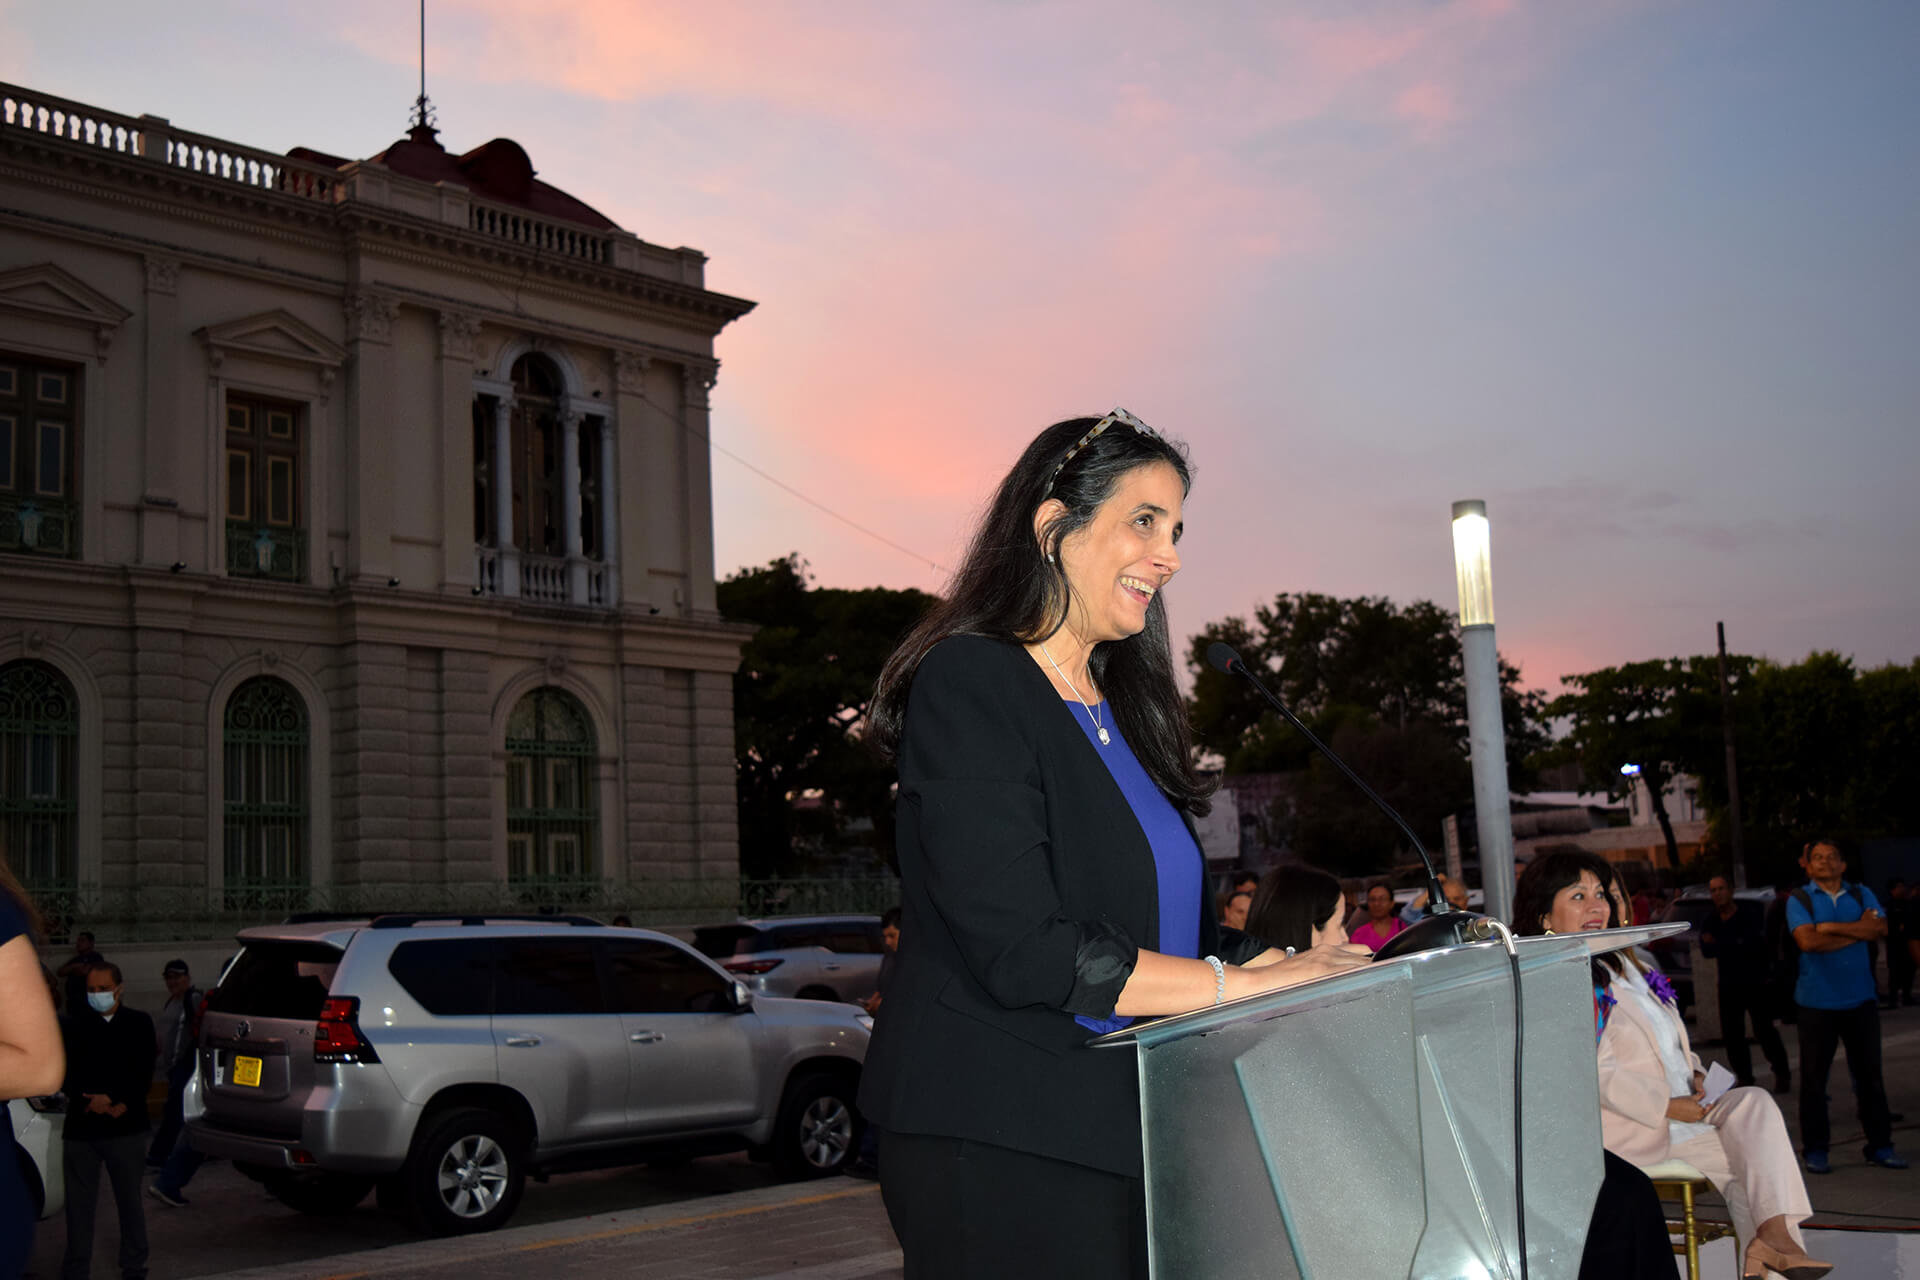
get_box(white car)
[8,1094,64,1219]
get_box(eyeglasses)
[1041,407,1159,499]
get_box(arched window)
[223,677,309,905]
[0,660,77,890]
[505,687,597,887]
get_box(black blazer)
[858,634,1248,1177]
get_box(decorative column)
[560,408,585,603]
[343,291,400,583]
[597,415,619,605]
[139,254,182,567]
[436,311,483,592]
[492,397,517,596]
[681,360,720,619]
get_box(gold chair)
[1640,1157,1737,1280]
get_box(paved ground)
[24,1003,1920,1279]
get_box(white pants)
[1669,1085,1812,1253]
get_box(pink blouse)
[1351,917,1408,954]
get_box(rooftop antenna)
[409,0,437,134]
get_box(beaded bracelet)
[1204,954,1226,1005]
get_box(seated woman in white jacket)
[1513,851,1830,1280]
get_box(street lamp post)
[1452,499,1516,927]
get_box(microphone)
[1206,641,1486,960]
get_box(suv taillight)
[314,996,380,1064]
[722,958,784,976]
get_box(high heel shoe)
[1743,1238,1834,1280]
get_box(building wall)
[0,84,756,927]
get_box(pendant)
[1097,727,1110,745]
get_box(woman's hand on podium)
[1237,942,1372,992]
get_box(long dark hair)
[1512,849,1623,978]
[1244,865,1344,954]
[870,416,1212,813]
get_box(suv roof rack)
[366,913,605,929]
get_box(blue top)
[1786,880,1882,1010]
[1062,701,1203,1035]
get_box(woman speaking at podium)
[859,411,1371,1278]
[1515,851,1830,1280]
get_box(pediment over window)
[196,309,347,371]
[0,263,132,360]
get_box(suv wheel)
[263,1172,374,1215]
[772,1072,858,1179]
[407,1107,524,1235]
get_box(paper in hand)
[1699,1062,1738,1107]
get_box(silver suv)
[182,915,869,1235]
[692,916,886,1004]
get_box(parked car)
[182,914,870,1235]
[1646,888,1775,1012]
[692,916,887,1005]
[8,1094,64,1220]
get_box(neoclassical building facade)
[0,83,756,929]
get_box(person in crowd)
[1349,883,1408,954]
[856,410,1371,1277]
[56,930,105,1020]
[846,907,904,1181]
[1699,876,1791,1094]
[1242,865,1348,954]
[1765,878,1805,1026]
[146,960,205,1169]
[2,849,66,1279]
[1229,869,1258,898]
[1220,888,1253,932]
[1243,862,1674,1280]
[63,960,156,1280]
[1788,838,1906,1175]
[1515,850,1829,1280]
[1398,873,1469,926]
[610,914,633,928]
[1885,878,1915,1008]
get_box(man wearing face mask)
[61,960,155,1280]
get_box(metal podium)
[1092,924,1682,1280]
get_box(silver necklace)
[1040,642,1108,745]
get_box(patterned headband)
[1040,407,1159,499]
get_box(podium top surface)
[1088,921,1684,1048]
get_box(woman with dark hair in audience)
[2,845,66,1278]
[1243,865,1348,954]
[1514,850,1830,1280]
[858,410,1372,1278]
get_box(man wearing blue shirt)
[1787,838,1907,1174]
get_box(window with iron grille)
[223,677,309,903]
[224,394,305,581]
[505,687,597,887]
[0,660,77,892]
[0,354,80,559]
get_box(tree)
[719,555,936,878]
[1188,592,1549,781]
[1187,591,1550,872]
[1547,659,1727,868]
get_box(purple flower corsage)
[1646,969,1678,1006]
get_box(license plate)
[233,1055,263,1088]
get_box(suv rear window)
[214,940,342,1020]
[389,939,494,1015]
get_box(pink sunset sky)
[7,1,1916,696]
